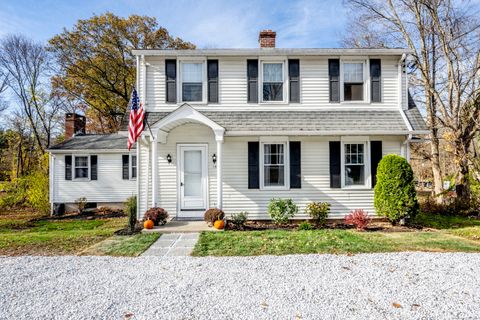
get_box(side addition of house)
[48,30,428,219]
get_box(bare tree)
[0,35,61,152]
[344,0,480,202]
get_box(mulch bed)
[36,209,126,221]
[226,220,427,232]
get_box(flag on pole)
[127,88,145,150]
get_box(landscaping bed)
[226,220,426,232]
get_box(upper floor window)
[181,62,203,102]
[343,62,364,101]
[262,62,284,102]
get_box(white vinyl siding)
[140,56,402,111]
[52,153,136,204]
[137,122,404,219]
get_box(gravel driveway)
[0,253,479,319]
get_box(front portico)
[139,104,225,219]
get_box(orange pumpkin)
[144,219,154,229]
[213,219,225,230]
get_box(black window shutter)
[370,141,383,188]
[122,155,129,180]
[90,155,98,180]
[247,60,258,103]
[165,59,176,103]
[289,59,300,103]
[328,59,340,102]
[370,59,381,103]
[329,141,341,188]
[207,60,218,103]
[289,141,301,188]
[248,142,259,189]
[65,155,72,180]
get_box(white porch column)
[216,139,223,210]
[151,137,158,207]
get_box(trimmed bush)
[230,211,248,229]
[204,208,225,225]
[268,198,298,225]
[298,221,313,230]
[374,154,419,223]
[305,201,330,226]
[144,207,169,226]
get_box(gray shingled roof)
[49,134,132,151]
[144,110,417,133]
[406,92,428,131]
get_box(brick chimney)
[259,29,276,48]
[65,113,86,139]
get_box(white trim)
[151,103,225,142]
[216,140,223,209]
[340,59,368,103]
[340,140,371,189]
[129,154,137,180]
[48,149,135,154]
[259,60,288,104]
[178,59,208,104]
[259,139,290,190]
[49,154,55,213]
[132,48,413,56]
[151,138,158,207]
[177,144,209,213]
[72,155,91,181]
[142,55,147,106]
[225,130,422,136]
[399,108,413,131]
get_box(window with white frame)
[343,62,364,101]
[181,62,203,102]
[262,62,284,102]
[130,155,137,179]
[74,156,89,179]
[344,143,366,186]
[262,143,287,187]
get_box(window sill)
[341,185,371,190]
[72,178,91,182]
[260,186,290,191]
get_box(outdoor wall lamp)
[167,154,172,164]
[212,153,217,165]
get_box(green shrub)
[125,196,137,233]
[298,221,313,230]
[305,201,330,226]
[374,154,419,223]
[230,211,248,229]
[268,198,298,225]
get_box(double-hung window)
[262,63,284,102]
[74,156,89,179]
[343,62,364,101]
[343,143,366,187]
[262,143,287,188]
[130,155,137,179]
[181,62,203,102]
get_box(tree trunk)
[430,131,444,202]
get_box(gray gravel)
[0,253,479,320]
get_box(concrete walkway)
[142,233,199,257]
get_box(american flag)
[127,88,145,150]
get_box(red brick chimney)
[65,113,86,139]
[259,30,276,48]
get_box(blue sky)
[0,0,347,48]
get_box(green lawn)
[0,209,158,256]
[81,233,161,256]
[192,214,480,257]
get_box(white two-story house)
[48,30,428,219]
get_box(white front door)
[178,145,208,212]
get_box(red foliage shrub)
[345,209,371,230]
[144,207,169,226]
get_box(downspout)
[49,153,55,215]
